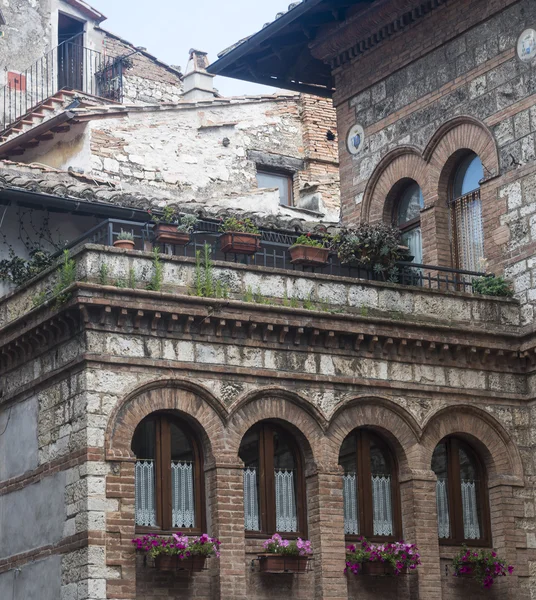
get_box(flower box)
[289,245,329,266]
[154,224,191,245]
[220,232,261,255]
[113,239,135,250]
[155,555,206,572]
[258,554,309,574]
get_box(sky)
[89,0,294,97]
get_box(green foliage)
[292,233,327,248]
[148,205,177,224]
[98,263,109,286]
[32,291,47,308]
[452,546,514,588]
[52,250,77,306]
[472,275,513,297]
[302,292,315,310]
[128,268,136,289]
[176,214,198,233]
[190,243,229,299]
[117,230,134,241]
[243,286,254,303]
[219,216,260,234]
[0,247,54,286]
[332,223,410,280]
[146,248,163,292]
[114,279,127,288]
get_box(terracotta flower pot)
[258,554,309,574]
[289,244,329,266]
[220,232,261,255]
[154,224,191,245]
[361,561,396,576]
[113,239,135,250]
[155,555,206,572]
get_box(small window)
[240,423,305,535]
[394,181,424,264]
[256,170,293,206]
[432,437,490,545]
[340,430,401,540]
[132,413,205,532]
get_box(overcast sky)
[89,0,294,97]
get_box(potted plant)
[132,533,221,573]
[258,533,312,574]
[331,224,412,282]
[289,233,330,267]
[452,546,514,588]
[150,207,197,245]
[345,538,421,576]
[472,275,514,297]
[219,216,261,255]
[113,230,135,250]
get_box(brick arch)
[361,146,428,224]
[105,378,227,461]
[326,396,422,472]
[226,390,325,470]
[421,404,524,481]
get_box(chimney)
[182,49,215,101]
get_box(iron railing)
[1,33,125,131]
[61,218,488,295]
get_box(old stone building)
[2,1,536,600]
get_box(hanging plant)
[258,534,313,573]
[345,538,421,576]
[452,546,514,588]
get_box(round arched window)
[240,423,306,535]
[450,153,485,272]
[395,181,424,264]
[432,437,490,545]
[132,413,205,532]
[339,429,401,540]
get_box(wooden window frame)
[438,437,491,547]
[343,430,402,543]
[256,168,294,207]
[134,413,206,535]
[243,423,307,538]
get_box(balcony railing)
[61,218,488,295]
[1,33,125,131]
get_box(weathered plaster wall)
[0,395,38,481]
[0,556,62,600]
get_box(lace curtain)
[372,475,393,536]
[135,460,157,526]
[461,480,481,540]
[275,469,298,532]
[243,468,260,531]
[436,478,450,539]
[452,190,484,272]
[343,473,359,535]
[171,461,195,528]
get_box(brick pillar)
[208,456,248,600]
[401,470,442,600]
[105,460,137,600]
[421,203,452,268]
[308,468,348,600]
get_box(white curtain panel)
[171,461,195,528]
[343,473,359,535]
[436,478,451,539]
[243,468,260,531]
[275,469,298,532]
[461,480,481,540]
[372,475,394,536]
[135,460,157,526]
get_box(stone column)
[207,456,248,600]
[308,467,348,600]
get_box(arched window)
[240,423,306,535]
[132,413,205,532]
[339,429,401,540]
[395,181,424,264]
[432,437,490,545]
[450,153,485,272]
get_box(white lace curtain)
[435,478,480,540]
[243,468,260,531]
[342,473,393,536]
[452,190,484,272]
[275,469,297,532]
[135,460,157,526]
[171,461,195,528]
[436,478,450,538]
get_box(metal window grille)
[243,468,260,531]
[343,472,359,535]
[436,478,450,539]
[171,461,195,528]
[135,460,157,526]
[275,469,298,532]
[461,480,481,540]
[372,475,393,536]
